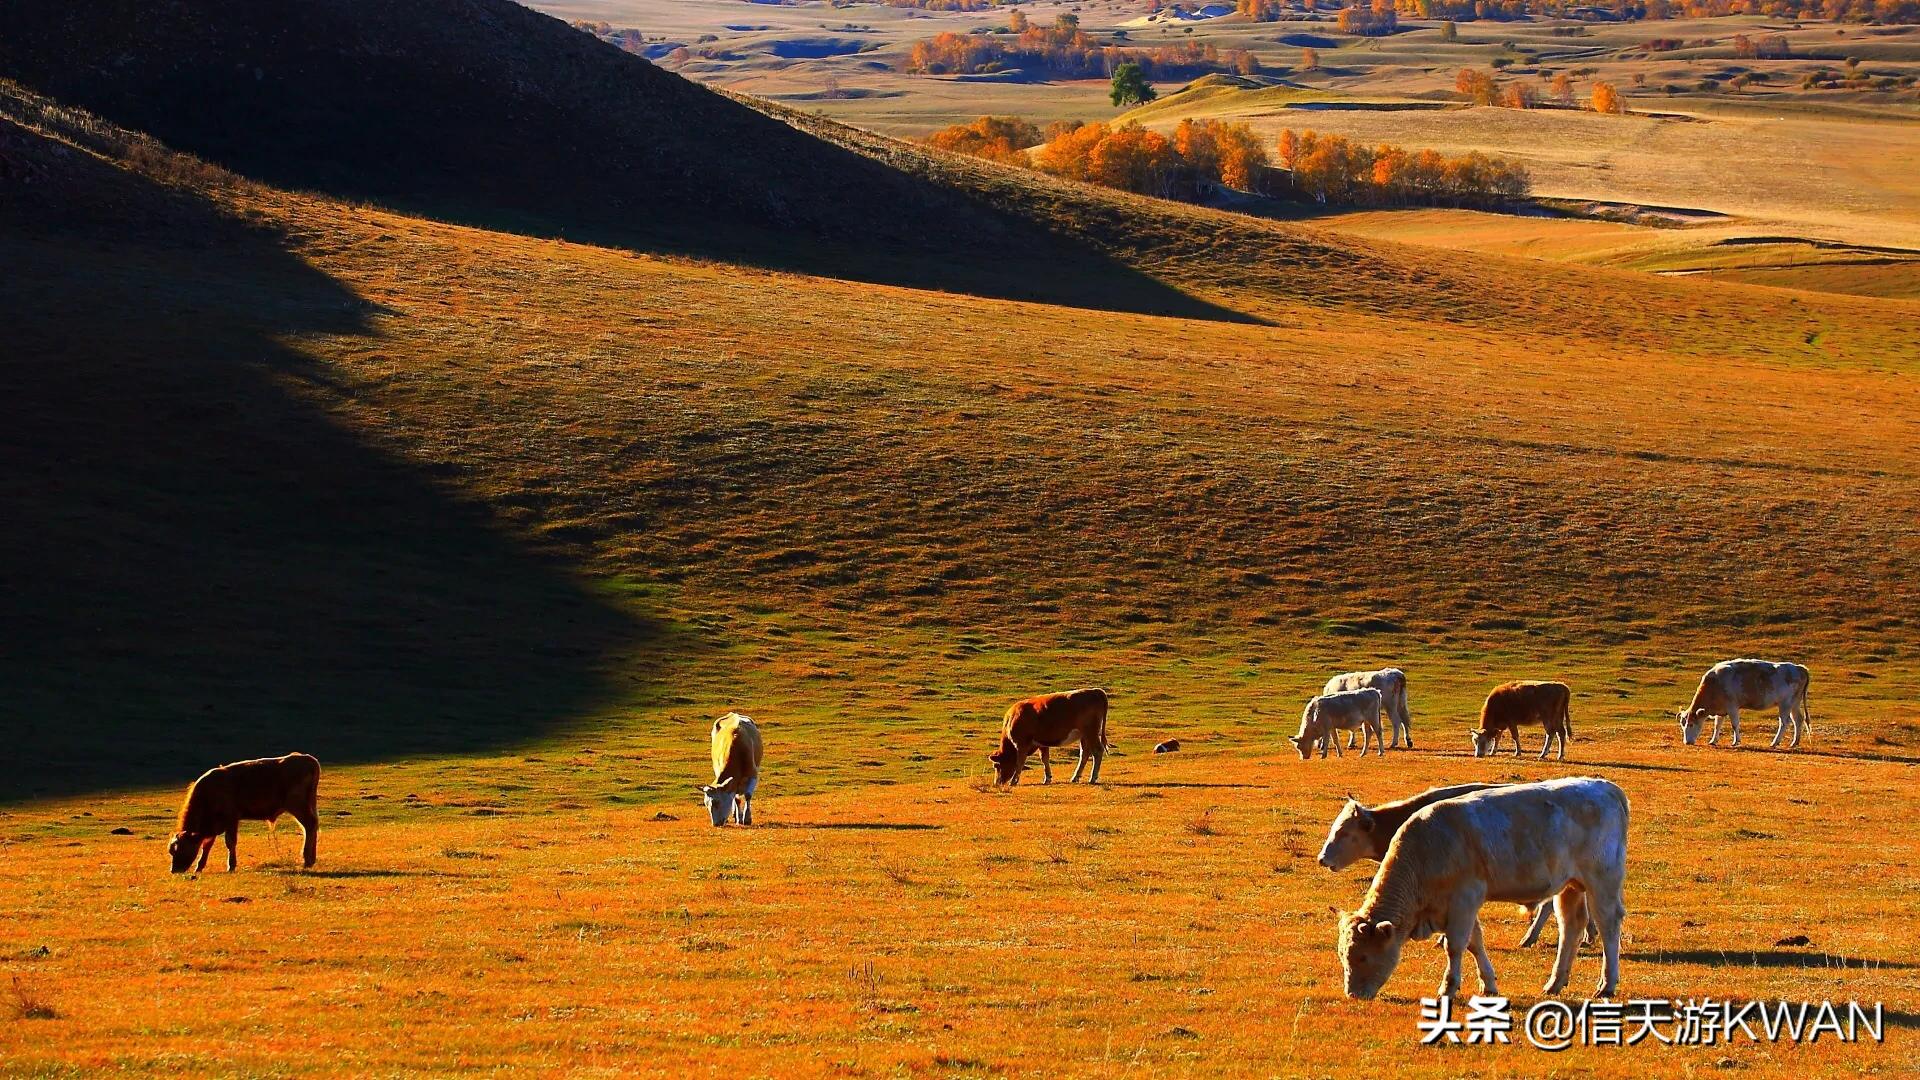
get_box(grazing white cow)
[1291,687,1385,759]
[1324,668,1413,749]
[698,713,763,826]
[1337,777,1628,1000]
[1679,660,1811,749]
[1316,784,1596,949]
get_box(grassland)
[4,6,1920,1075]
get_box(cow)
[1678,660,1811,749]
[168,753,321,874]
[1337,777,1628,1001]
[1317,784,1596,949]
[1470,680,1572,760]
[699,712,763,826]
[1290,687,1385,759]
[1323,668,1413,749]
[989,688,1108,786]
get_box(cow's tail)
[1799,672,1812,732]
[1098,690,1112,752]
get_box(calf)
[1470,680,1572,760]
[168,753,320,873]
[1323,668,1413,749]
[989,688,1108,786]
[1290,687,1385,759]
[1679,659,1811,749]
[1317,784,1595,948]
[699,713,763,826]
[1337,777,1628,1000]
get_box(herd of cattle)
[162,657,1812,1000]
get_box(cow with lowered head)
[168,753,321,874]
[1678,659,1810,749]
[989,688,1108,786]
[699,712,763,826]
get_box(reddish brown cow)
[989,688,1108,786]
[168,753,321,873]
[1470,681,1572,760]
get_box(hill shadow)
[0,0,1258,327]
[0,120,665,804]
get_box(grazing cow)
[989,688,1108,786]
[1317,784,1596,949]
[168,753,321,874]
[1470,681,1572,760]
[1678,660,1811,749]
[1291,687,1385,759]
[1324,668,1414,749]
[699,713,763,826]
[1337,777,1628,1000]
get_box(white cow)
[1337,777,1628,1000]
[1324,668,1413,749]
[1291,687,1385,759]
[698,713,763,826]
[1678,659,1811,749]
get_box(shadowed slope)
[0,108,662,803]
[0,0,1249,324]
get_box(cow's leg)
[194,838,213,874]
[293,811,319,868]
[1708,712,1721,745]
[1439,889,1485,998]
[1467,920,1499,996]
[1589,885,1625,998]
[1512,728,1524,757]
[1069,740,1088,783]
[223,825,239,872]
[1330,729,1344,758]
[1087,741,1104,785]
[1519,900,1555,948]
[1727,704,1742,747]
[739,777,757,826]
[1039,745,1053,785]
[1543,886,1588,995]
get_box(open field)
[4,1,1920,1074]
[531,2,1920,290]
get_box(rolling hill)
[3,1,1920,1075]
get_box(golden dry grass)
[4,72,1920,1078]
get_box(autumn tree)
[1502,82,1537,109]
[1111,62,1157,107]
[1277,127,1300,170]
[1591,80,1625,114]
[1007,9,1029,32]
[1301,46,1320,70]
[1440,19,1458,41]
[923,116,1044,164]
[1456,67,1497,105]
[1549,72,1573,105]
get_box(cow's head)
[1337,912,1406,1000]
[1468,728,1498,757]
[167,831,207,874]
[988,741,1023,786]
[1677,707,1708,745]
[697,784,737,827]
[1288,734,1315,760]
[1317,797,1374,870]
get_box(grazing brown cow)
[168,753,321,873]
[1470,681,1572,760]
[989,688,1108,786]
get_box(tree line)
[905,15,1258,78]
[921,116,1532,210]
[1279,129,1531,206]
[1240,0,1917,23]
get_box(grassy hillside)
[1,9,1918,1073]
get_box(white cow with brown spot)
[1291,687,1385,759]
[1678,659,1811,749]
[698,713,763,826]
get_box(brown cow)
[1470,681,1572,760]
[168,753,321,873]
[988,688,1108,786]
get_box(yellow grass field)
[5,5,1920,1074]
